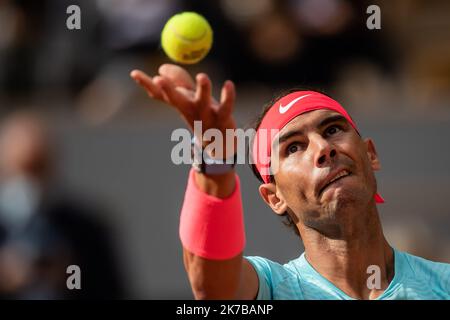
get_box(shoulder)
[244,255,305,299]
[397,250,450,293]
[399,250,450,275]
[245,255,300,278]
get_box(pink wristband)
[179,169,246,260]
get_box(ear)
[364,138,381,171]
[258,183,289,215]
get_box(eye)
[287,142,302,155]
[325,125,342,136]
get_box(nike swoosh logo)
[279,94,312,114]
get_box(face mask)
[0,176,41,231]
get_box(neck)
[299,204,394,300]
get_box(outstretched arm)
[131,65,258,299]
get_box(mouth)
[318,169,352,196]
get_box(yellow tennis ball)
[161,12,213,64]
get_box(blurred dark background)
[0,0,449,298]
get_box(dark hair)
[247,86,332,237]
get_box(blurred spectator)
[187,0,395,87]
[0,111,124,299]
[95,0,180,50]
[0,0,46,97]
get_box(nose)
[311,134,337,167]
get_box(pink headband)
[252,91,384,204]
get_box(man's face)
[0,115,51,178]
[259,109,381,235]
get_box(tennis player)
[131,64,450,300]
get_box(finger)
[130,70,164,100]
[176,87,196,100]
[156,76,193,112]
[159,64,195,90]
[218,80,236,117]
[194,73,212,109]
[152,76,171,102]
